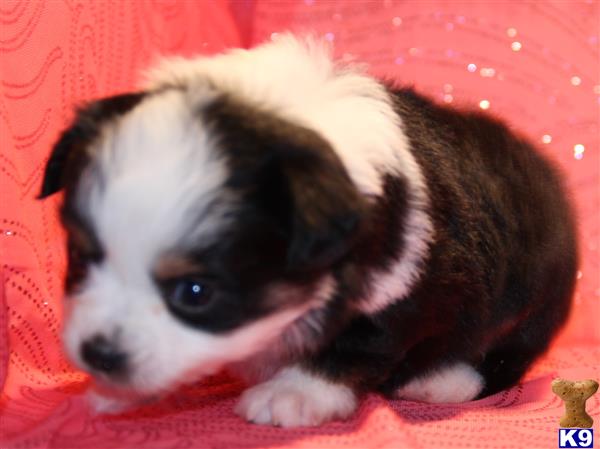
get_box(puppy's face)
[39,86,364,396]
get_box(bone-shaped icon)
[551,378,598,428]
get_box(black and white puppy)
[39,35,577,426]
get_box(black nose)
[81,336,127,374]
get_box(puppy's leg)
[235,365,357,427]
[475,339,545,398]
[395,362,484,403]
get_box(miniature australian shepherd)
[39,35,577,427]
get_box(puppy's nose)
[81,335,127,374]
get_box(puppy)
[39,35,577,427]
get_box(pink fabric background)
[1,1,598,448]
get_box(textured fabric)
[0,1,598,448]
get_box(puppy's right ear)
[38,92,146,199]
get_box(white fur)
[395,363,484,403]
[146,35,434,314]
[147,35,407,198]
[235,366,357,427]
[360,187,434,313]
[82,87,228,265]
[86,388,132,415]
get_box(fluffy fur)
[395,363,484,403]
[236,365,357,427]
[39,35,577,426]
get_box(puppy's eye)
[166,278,214,313]
[69,244,86,266]
[66,242,91,290]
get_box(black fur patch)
[202,95,368,271]
[302,87,577,398]
[61,207,105,292]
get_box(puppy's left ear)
[205,97,368,270]
[280,136,366,270]
[38,92,146,199]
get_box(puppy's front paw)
[235,366,357,427]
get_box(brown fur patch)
[153,253,205,281]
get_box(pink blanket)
[1,1,598,447]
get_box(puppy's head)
[39,83,365,395]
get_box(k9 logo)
[559,429,594,448]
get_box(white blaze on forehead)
[79,88,228,272]
[145,35,412,198]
